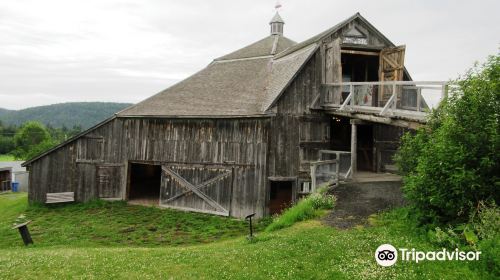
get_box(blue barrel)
[11,182,19,192]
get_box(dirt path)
[323,180,405,229]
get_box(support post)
[349,84,354,107]
[416,88,422,112]
[310,164,317,192]
[392,83,397,111]
[350,120,358,178]
[335,152,340,183]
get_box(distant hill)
[0,108,12,117]
[0,102,132,129]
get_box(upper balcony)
[314,81,450,126]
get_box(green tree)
[0,136,15,154]
[13,121,55,160]
[396,54,500,225]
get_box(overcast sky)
[1,0,498,110]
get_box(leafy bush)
[428,203,500,278]
[474,237,500,279]
[266,190,336,232]
[473,202,500,241]
[395,55,500,225]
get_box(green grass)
[0,193,486,279]
[0,154,15,161]
[266,193,333,231]
[0,193,265,248]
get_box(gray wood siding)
[267,51,332,182]
[28,118,269,218]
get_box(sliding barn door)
[323,38,342,104]
[378,45,406,105]
[160,164,233,216]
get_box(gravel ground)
[323,180,405,229]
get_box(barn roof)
[118,12,398,118]
[215,35,296,61]
[117,34,316,117]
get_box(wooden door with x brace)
[160,164,234,216]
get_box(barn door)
[96,165,122,198]
[378,45,405,105]
[160,164,233,216]
[324,38,342,104]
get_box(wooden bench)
[46,192,75,204]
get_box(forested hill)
[0,102,132,129]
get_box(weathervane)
[275,1,282,11]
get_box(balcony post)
[392,83,397,111]
[350,119,358,178]
[349,84,354,107]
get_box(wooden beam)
[328,111,424,129]
[164,171,231,203]
[350,119,365,125]
[268,176,297,181]
[341,49,379,56]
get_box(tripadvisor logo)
[375,244,398,267]
[375,244,481,267]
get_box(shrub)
[395,55,500,225]
[310,193,336,210]
[473,202,500,241]
[428,203,500,278]
[474,237,500,279]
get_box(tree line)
[0,121,82,160]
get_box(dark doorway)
[269,181,293,215]
[330,118,375,172]
[357,125,374,171]
[341,52,380,104]
[341,53,380,82]
[128,163,161,205]
[331,117,351,151]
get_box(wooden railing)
[318,81,449,121]
[310,150,351,191]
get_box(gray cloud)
[0,0,498,109]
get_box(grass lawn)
[0,193,264,248]
[0,192,486,279]
[0,154,15,161]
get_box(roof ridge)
[215,35,296,61]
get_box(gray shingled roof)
[118,57,273,117]
[118,33,313,117]
[118,42,317,117]
[215,35,295,61]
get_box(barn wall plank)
[28,117,269,218]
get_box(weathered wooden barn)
[23,12,447,218]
